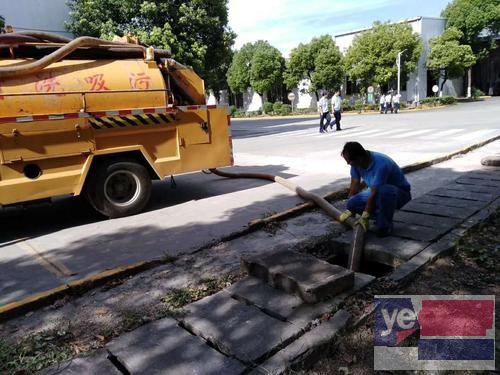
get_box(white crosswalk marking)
[419,128,464,140]
[388,129,434,138]
[365,129,410,137]
[335,128,385,138]
[452,129,499,141]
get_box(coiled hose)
[209,168,366,271]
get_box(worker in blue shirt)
[338,142,411,237]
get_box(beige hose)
[0,36,148,79]
[209,169,366,271]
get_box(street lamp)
[396,49,407,96]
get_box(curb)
[1,135,498,322]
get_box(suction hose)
[209,168,366,271]
[0,35,171,79]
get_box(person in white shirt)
[392,93,401,113]
[379,94,385,114]
[317,92,331,133]
[384,93,392,114]
[332,91,342,131]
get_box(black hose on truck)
[209,168,366,271]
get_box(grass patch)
[162,277,234,309]
[0,329,74,374]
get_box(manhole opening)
[327,254,393,277]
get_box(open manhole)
[327,253,393,277]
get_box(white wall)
[0,0,72,37]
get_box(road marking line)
[452,129,500,141]
[335,128,386,138]
[419,128,464,140]
[17,241,74,278]
[388,129,434,139]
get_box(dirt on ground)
[305,210,499,375]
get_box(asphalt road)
[1,98,499,306]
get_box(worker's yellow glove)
[355,211,370,232]
[339,210,353,223]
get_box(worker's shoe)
[377,224,393,238]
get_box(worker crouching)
[339,142,411,237]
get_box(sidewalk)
[3,145,497,374]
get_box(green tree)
[250,42,285,96]
[284,35,343,99]
[0,15,5,32]
[227,41,284,97]
[442,0,500,59]
[344,22,423,90]
[66,0,236,93]
[427,27,476,95]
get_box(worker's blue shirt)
[350,151,411,191]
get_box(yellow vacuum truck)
[0,32,233,217]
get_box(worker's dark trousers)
[346,185,411,230]
[319,111,331,131]
[333,110,341,130]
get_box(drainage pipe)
[209,168,365,271]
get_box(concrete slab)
[227,277,303,321]
[391,222,448,242]
[442,183,500,195]
[465,170,500,181]
[252,310,350,375]
[287,273,374,327]
[107,315,245,374]
[456,177,500,188]
[401,201,479,219]
[181,291,303,364]
[241,250,354,303]
[39,349,120,375]
[427,187,494,202]
[228,273,373,323]
[412,194,486,209]
[393,211,461,230]
[330,233,428,267]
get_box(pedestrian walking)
[318,92,331,133]
[338,142,412,237]
[379,94,385,114]
[392,93,401,113]
[332,91,342,131]
[384,92,392,114]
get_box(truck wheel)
[85,160,152,218]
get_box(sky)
[228,0,451,56]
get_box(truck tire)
[85,160,152,218]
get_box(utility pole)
[397,49,407,95]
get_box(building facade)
[0,0,72,38]
[334,16,464,103]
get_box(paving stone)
[391,221,448,242]
[401,201,478,219]
[39,349,120,375]
[412,195,486,209]
[251,310,351,375]
[107,315,245,374]
[287,273,374,327]
[241,250,354,303]
[427,187,493,202]
[227,276,303,321]
[389,231,461,283]
[331,232,428,267]
[462,171,500,181]
[228,273,374,324]
[443,182,500,195]
[481,155,500,167]
[393,211,461,230]
[181,290,304,364]
[456,177,500,188]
